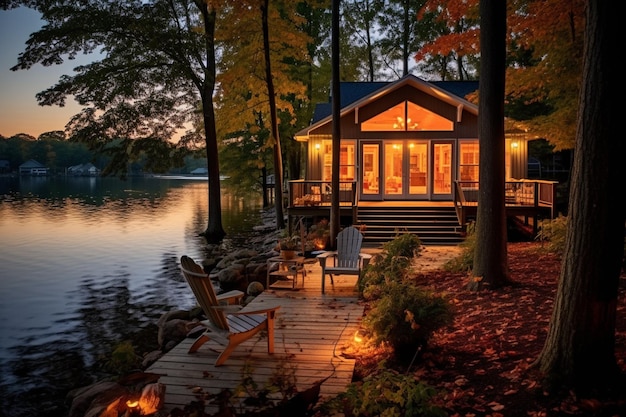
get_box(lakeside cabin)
[18,159,49,176]
[291,75,556,246]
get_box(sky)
[0,7,89,138]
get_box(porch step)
[356,206,465,247]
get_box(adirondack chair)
[316,226,372,294]
[180,255,280,366]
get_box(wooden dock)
[146,260,366,414]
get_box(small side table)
[266,255,306,290]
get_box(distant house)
[0,160,9,174]
[19,159,48,176]
[190,167,208,175]
[67,163,101,176]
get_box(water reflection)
[0,176,264,417]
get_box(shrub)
[443,221,476,273]
[535,214,567,254]
[356,232,452,362]
[357,231,421,299]
[380,230,422,258]
[105,341,142,375]
[322,368,447,417]
[362,281,453,362]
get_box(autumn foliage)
[353,242,626,416]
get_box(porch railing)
[454,180,557,226]
[288,179,556,234]
[288,180,357,207]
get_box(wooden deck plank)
[147,260,365,413]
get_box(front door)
[382,141,429,199]
[360,140,454,200]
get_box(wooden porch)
[146,259,369,414]
[286,179,557,243]
[453,180,558,235]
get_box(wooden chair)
[180,255,280,366]
[316,226,372,294]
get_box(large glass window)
[408,142,428,194]
[361,101,454,131]
[433,143,452,194]
[322,140,356,181]
[362,144,380,194]
[459,141,479,181]
[384,143,403,195]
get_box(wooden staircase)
[355,205,465,247]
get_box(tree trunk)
[330,0,341,248]
[470,0,509,290]
[261,0,285,230]
[201,3,225,243]
[535,1,623,393]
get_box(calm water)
[0,176,265,417]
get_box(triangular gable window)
[361,101,454,131]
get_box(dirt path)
[414,245,463,271]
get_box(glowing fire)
[125,400,141,416]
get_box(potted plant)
[278,234,300,259]
[307,218,330,250]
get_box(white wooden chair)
[316,226,372,294]
[180,255,280,366]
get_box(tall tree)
[419,0,584,149]
[506,0,585,151]
[417,0,480,80]
[199,1,226,242]
[377,0,432,78]
[261,0,285,229]
[4,0,227,242]
[330,0,341,246]
[534,1,624,393]
[214,0,309,227]
[470,0,509,290]
[341,0,383,81]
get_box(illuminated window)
[322,140,356,181]
[459,141,479,181]
[361,101,453,131]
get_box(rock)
[66,380,124,417]
[217,266,246,292]
[244,261,262,276]
[158,319,190,348]
[157,309,191,327]
[247,281,265,296]
[142,350,163,368]
[66,376,166,417]
[233,248,258,259]
[138,382,166,414]
[200,258,218,273]
[157,310,190,347]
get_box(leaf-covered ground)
[353,242,626,417]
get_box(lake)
[0,175,266,417]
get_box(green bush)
[443,221,475,273]
[323,368,447,417]
[535,214,568,254]
[381,231,422,258]
[356,232,452,362]
[362,281,453,362]
[357,232,421,299]
[105,341,142,375]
